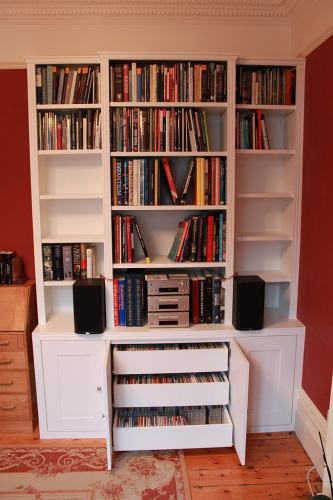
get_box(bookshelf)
[27,53,305,470]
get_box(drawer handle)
[0,380,14,386]
[0,359,12,365]
[0,341,9,346]
[0,404,16,411]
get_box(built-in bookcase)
[234,59,305,322]
[27,57,105,325]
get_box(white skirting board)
[295,387,327,479]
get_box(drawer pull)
[0,341,9,346]
[0,404,16,411]
[0,380,14,386]
[0,359,12,365]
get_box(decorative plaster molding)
[0,0,298,23]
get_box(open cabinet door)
[229,339,249,465]
[103,341,113,470]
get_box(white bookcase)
[27,53,305,470]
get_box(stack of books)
[113,270,146,327]
[190,271,225,324]
[168,213,226,263]
[112,216,150,264]
[42,243,96,281]
[236,110,270,149]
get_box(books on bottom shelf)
[116,372,225,384]
[115,405,225,428]
[42,243,96,281]
[168,213,226,263]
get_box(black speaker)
[73,278,106,334]
[232,275,265,331]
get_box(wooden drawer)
[0,334,19,351]
[113,343,229,375]
[113,374,229,407]
[0,395,30,420]
[0,371,28,394]
[0,352,26,370]
[113,407,233,451]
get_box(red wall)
[0,70,35,279]
[298,35,333,417]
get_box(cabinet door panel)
[237,335,296,428]
[41,340,105,432]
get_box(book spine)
[179,157,195,204]
[190,275,199,324]
[0,252,6,285]
[212,274,221,323]
[118,278,126,326]
[52,244,63,281]
[204,273,213,323]
[125,275,135,326]
[113,278,119,327]
[80,243,87,279]
[62,245,73,280]
[86,246,95,278]
[72,243,81,279]
[42,244,53,281]
[162,157,178,204]
[134,276,143,326]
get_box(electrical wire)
[306,464,316,496]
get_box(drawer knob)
[0,404,16,411]
[0,380,14,386]
[97,386,102,391]
[0,359,12,365]
[0,341,9,346]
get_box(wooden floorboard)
[0,430,322,499]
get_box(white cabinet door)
[237,335,297,430]
[229,339,249,465]
[41,339,106,433]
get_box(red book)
[176,220,190,262]
[56,121,62,150]
[190,274,200,324]
[206,215,214,261]
[113,278,119,326]
[126,216,132,263]
[123,63,129,102]
[162,157,178,204]
[114,215,120,263]
[285,68,292,105]
[256,110,262,149]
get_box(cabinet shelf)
[111,151,227,157]
[237,270,290,283]
[110,102,228,110]
[43,280,75,287]
[111,205,227,211]
[236,149,295,156]
[38,149,102,156]
[37,104,101,110]
[236,104,296,113]
[40,194,103,200]
[41,234,104,244]
[113,256,226,269]
[236,232,292,242]
[237,193,293,199]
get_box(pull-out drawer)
[113,343,229,374]
[0,334,20,351]
[113,373,229,407]
[0,395,30,419]
[113,407,233,451]
[0,352,26,370]
[0,371,28,393]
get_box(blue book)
[118,276,126,326]
[136,73,142,102]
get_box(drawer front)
[0,395,30,420]
[0,371,28,394]
[113,408,233,451]
[113,377,229,407]
[113,345,229,375]
[0,334,19,352]
[0,352,26,370]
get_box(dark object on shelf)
[232,275,265,331]
[73,278,106,334]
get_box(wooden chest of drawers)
[0,281,37,433]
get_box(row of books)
[42,243,96,281]
[116,372,225,384]
[36,65,100,105]
[111,157,227,207]
[236,65,296,105]
[110,107,210,152]
[113,271,145,327]
[236,110,270,150]
[112,216,150,264]
[115,405,225,427]
[115,342,225,351]
[190,271,225,324]
[0,251,15,285]
[37,110,102,150]
[168,213,226,263]
[110,61,227,103]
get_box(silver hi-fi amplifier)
[146,273,190,296]
[148,295,189,312]
[148,312,189,328]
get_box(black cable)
[319,431,333,499]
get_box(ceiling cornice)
[0,0,298,24]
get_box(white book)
[131,62,137,102]
[86,246,95,278]
[69,69,78,104]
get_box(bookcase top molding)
[0,0,304,24]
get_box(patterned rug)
[0,446,190,499]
